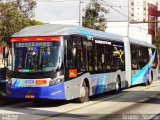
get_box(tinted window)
[14,41,63,72]
[96,41,105,71]
[94,39,125,72]
[131,44,149,70]
[112,42,125,71]
[152,48,158,69]
[66,36,76,69]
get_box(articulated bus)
[4,24,158,103]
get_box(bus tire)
[148,72,153,85]
[144,79,150,86]
[145,72,153,86]
[76,81,89,103]
[114,76,121,94]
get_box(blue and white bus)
[4,24,158,103]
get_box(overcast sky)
[34,0,129,23]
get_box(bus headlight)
[7,78,12,85]
[49,78,63,86]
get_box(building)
[129,0,160,37]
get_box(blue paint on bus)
[131,50,156,85]
[6,82,66,100]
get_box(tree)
[4,0,36,18]
[0,1,42,44]
[82,0,109,31]
[12,0,37,18]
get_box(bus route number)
[25,80,34,84]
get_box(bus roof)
[12,24,156,48]
[129,38,156,48]
[12,24,124,42]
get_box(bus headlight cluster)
[49,78,63,86]
[7,78,12,85]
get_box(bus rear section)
[6,36,67,100]
[130,44,158,86]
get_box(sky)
[34,0,129,23]
[35,0,80,23]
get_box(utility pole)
[79,0,82,27]
[127,0,130,37]
[155,16,157,37]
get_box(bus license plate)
[25,94,35,99]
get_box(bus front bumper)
[6,83,66,100]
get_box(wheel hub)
[116,81,119,90]
[81,86,86,97]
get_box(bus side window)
[152,48,158,69]
[96,41,105,71]
[105,43,113,71]
[112,42,125,71]
[131,45,138,70]
[76,37,94,72]
[76,38,84,72]
[67,37,76,69]
[77,37,87,72]
[87,41,93,72]
[132,59,137,69]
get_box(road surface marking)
[40,83,160,120]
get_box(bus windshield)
[13,41,63,72]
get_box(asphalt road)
[0,80,160,120]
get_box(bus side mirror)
[3,46,9,59]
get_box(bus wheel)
[145,72,153,86]
[144,79,149,86]
[77,81,89,103]
[148,72,153,85]
[114,77,121,94]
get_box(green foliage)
[0,1,43,44]
[15,0,37,18]
[83,0,109,31]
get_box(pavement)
[0,80,159,120]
